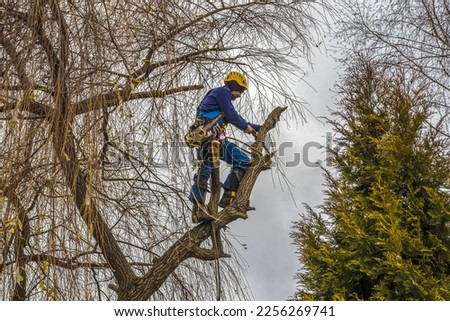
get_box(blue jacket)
[198,86,261,132]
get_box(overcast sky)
[228,43,340,300]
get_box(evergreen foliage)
[292,57,450,300]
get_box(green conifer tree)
[292,57,450,300]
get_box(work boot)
[220,168,246,208]
[219,190,255,211]
[192,202,214,224]
[219,189,235,208]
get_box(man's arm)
[215,88,261,133]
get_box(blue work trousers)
[190,139,251,203]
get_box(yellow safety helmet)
[224,71,248,90]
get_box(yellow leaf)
[8,117,18,128]
[15,267,24,283]
[47,287,56,300]
[131,77,142,85]
[39,279,45,291]
[64,152,70,161]
[43,261,49,273]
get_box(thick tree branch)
[73,85,204,115]
[1,100,50,117]
[53,133,138,290]
[191,246,231,261]
[0,37,33,90]
[117,107,287,300]
[37,1,136,291]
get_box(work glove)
[244,125,258,139]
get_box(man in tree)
[189,71,261,223]
[1,0,327,301]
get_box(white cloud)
[230,44,340,300]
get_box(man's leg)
[190,143,214,223]
[190,173,209,204]
[219,140,251,208]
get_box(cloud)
[229,45,339,300]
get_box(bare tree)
[334,0,450,111]
[1,0,328,300]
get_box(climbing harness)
[184,113,224,149]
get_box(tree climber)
[188,71,261,223]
